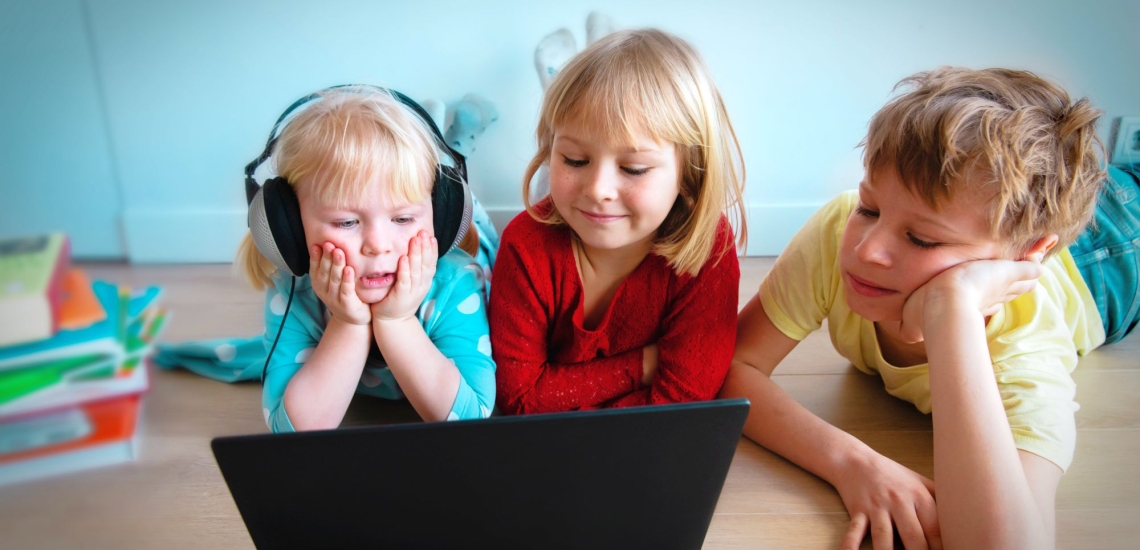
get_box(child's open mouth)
[359,272,395,288]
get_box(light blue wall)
[3,0,1139,260]
[0,0,123,258]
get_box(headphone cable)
[261,276,297,383]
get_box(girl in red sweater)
[489,28,748,414]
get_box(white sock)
[586,12,616,45]
[535,28,577,91]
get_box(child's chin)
[356,288,390,304]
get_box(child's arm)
[280,243,374,431]
[720,296,941,550]
[607,229,740,407]
[490,226,645,414]
[370,232,473,422]
[904,258,1057,549]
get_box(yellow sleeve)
[987,286,1082,472]
[759,191,856,341]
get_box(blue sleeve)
[423,257,496,420]
[260,275,325,433]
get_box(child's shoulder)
[501,206,566,247]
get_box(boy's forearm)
[283,318,372,430]
[925,299,1051,549]
[373,317,462,422]
[721,361,876,486]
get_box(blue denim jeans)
[1069,164,1140,344]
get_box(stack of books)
[0,233,166,485]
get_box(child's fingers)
[329,248,345,290]
[894,509,929,550]
[396,254,410,293]
[868,512,895,550]
[340,265,355,300]
[409,234,423,288]
[841,514,868,550]
[308,245,320,276]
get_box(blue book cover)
[0,281,162,371]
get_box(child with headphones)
[158,86,498,431]
[489,29,747,414]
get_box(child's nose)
[583,166,618,201]
[360,228,392,257]
[856,226,892,267]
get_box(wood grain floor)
[0,258,1135,549]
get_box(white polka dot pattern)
[269,293,287,315]
[215,343,237,362]
[457,294,480,314]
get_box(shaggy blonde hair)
[522,28,747,276]
[236,86,475,289]
[863,67,1106,255]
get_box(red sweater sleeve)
[489,216,643,415]
[607,223,740,408]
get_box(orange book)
[0,395,141,485]
[58,269,106,330]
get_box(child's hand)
[371,231,438,323]
[309,242,372,326]
[834,451,942,550]
[897,258,1042,344]
[641,343,659,385]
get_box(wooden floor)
[1,258,1136,549]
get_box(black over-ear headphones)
[243,84,473,277]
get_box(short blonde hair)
[522,28,747,276]
[863,67,1106,255]
[236,86,447,289]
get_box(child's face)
[838,166,1005,322]
[548,121,681,256]
[298,178,434,304]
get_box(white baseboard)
[123,209,247,263]
[121,204,824,263]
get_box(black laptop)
[212,398,749,550]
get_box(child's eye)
[621,166,650,176]
[393,216,415,225]
[561,155,588,168]
[855,206,879,218]
[907,234,941,249]
[335,220,358,229]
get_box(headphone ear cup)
[431,166,473,257]
[249,177,309,276]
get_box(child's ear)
[1021,234,1059,263]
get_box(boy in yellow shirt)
[722,67,1139,549]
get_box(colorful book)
[0,234,71,347]
[58,269,106,330]
[0,281,162,372]
[0,395,141,486]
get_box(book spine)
[46,236,72,334]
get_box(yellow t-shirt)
[759,190,1106,472]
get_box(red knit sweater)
[489,211,740,414]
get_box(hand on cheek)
[898,258,1043,344]
[371,231,439,323]
[309,242,372,326]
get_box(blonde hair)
[236,86,475,289]
[862,67,1106,255]
[522,28,747,276]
